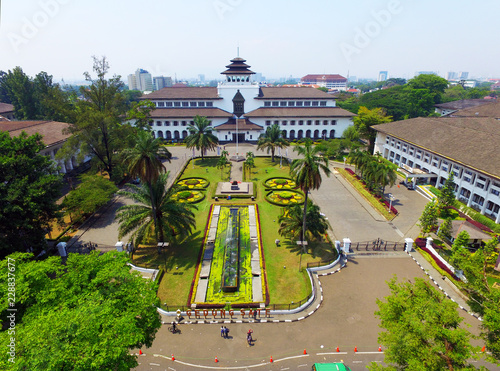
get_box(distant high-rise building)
[153,76,173,91]
[129,69,153,92]
[127,74,138,90]
[378,71,388,82]
[459,71,469,80]
[447,71,459,81]
[198,74,205,83]
[252,73,265,82]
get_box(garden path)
[229,159,244,182]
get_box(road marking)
[273,354,309,363]
[149,363,160,366]
[155,354,268,369]
[355,351,385,354]
[317,352,347,355]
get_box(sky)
[1,0,499,83]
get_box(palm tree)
[217,154,230,179]
[243,151,255,179]
[347,150,370,178]
[278,201,330,241]
[256,124,289,162]
[290,138,331,248]
[122,130,171,241]
[185,115,219,159]
[116,172,196,246]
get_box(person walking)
[224,326,229,339]
[247,329,253,346]
[221,325,225,338]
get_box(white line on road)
[316,352,347,355]
[274,354,309,363]
[355,351,385,354]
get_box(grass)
[149,156,335,307]
[336,167,394,220]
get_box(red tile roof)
[0,102,14,114]
[257,87,335,99]
[214,118,262,131]
[301,74,347,82]
[0,121,71,147]
[245,107,356,118]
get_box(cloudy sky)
[1,0,499,83]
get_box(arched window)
[157,131,164,138]
[166,131,172,140]
[313,130,319,139]
[330,130,336,139]
[182,130,188,139]
[306,130,311,138]
[298,130,303,139]
[290,130,295,139]
[174,131,180,139]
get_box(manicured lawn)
[153,156,335,308]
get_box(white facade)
[374,132,500,224]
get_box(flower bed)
[265,190,305,206]
[263,177,297,189]
[177,177,210,189]
[415,238,459,281]
[172,190,205,203]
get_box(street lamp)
[296,240,308,271]
[388,193,395,213]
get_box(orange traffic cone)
[171,354,175,361]
[270,356,273,363]
[378,346,382,352]
[354,346,358,353]
[139,350,143,355]
[215,356,219,363]
[336,346,340,352]
[303,349,307,354]
[482,346,486,352]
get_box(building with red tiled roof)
[140,57,355,143]
[0,102,15,120]
[0,120,84,174]
[300,74,347,91]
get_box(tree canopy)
[0,131,62,258]
[185,115,219,159]
[353,106,392,153]
[370,276,477,371]
[256,123,289,162]
[0,251,161,370]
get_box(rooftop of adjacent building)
[0,120,71,148]
[0,102,14,114]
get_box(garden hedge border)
[173,189,206,204]
[176,176,210,189]
[262,176,297,190]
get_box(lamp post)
[157,242,170,267]
[296,240,308,271]
[388,193,395,213]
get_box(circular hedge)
[172,190,205,203]
[263,177,297,190]
[177,177,210,189]
[265,190,305,206]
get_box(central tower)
[221,57,255,84]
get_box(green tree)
[126,100,156,130]
[256,123,289,162]
[451,230,471,262]
[0,251,161,370]
[370,276,477,371]
[407,74,449,103]
[353,106,392,153]
[243,151,255,180]
[185,115,219,159]
[62,174,118,218]
[450,238,500,360]
[347,149,371,178]
[290,138,331,248]
[58,56,133,181]
[439,173,456,209]
[0,67,37,119]
[278,200,330,241]
[116,172,197,247]
[438,218,453,241]
[217,154,230,179]
[0,132,62,258]
[418,200,439,236]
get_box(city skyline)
[0,0,499,83]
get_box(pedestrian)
[224,326,229,338]
[247,332,252,346]
[221,325,225,337]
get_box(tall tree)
[122,130,171,243]
[256,123,289,162]
[370,277,477,371]
[278,200,330,242]
[353,106,392,153]
[126,100,156,131]
[116,172,196,247]
[407,74,449,104]
[347,149,371,178]
[450,238,500,360]
[290,139,331,248]
[0,132,62,258]
[439,173,456,209]
[184,115,218,159]
[243,151,255,179]
[217,154,230,179]
[0,251,161,370]
[0,67,37,119]
[58,56,133,181]
[418,200,439,236]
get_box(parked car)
[312,363,351,371]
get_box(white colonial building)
[372,103,500,224]
[141,57,355,143]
